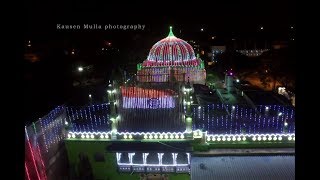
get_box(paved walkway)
[193,148,295,156]
[191,155,295,180]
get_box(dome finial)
[168,26,175,37]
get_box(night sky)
[24,0,295,123]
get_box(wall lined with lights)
[66,131,187,141]
[66,103,112,132]
[193,104,295,134]
[25,106,69,180]
[25,127,47,180]
[205,133,295,143]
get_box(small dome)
[144,27,198,66]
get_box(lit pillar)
[128,153,135,165]
[107,81,119,139]
[158,153,164,165]
[116,153,121,164]
[143,153,149,165]
[184,80,193,135]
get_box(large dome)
[143,27,198,66]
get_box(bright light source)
[252,137,256,141]
[273,137,277,141]
[268,137,272,141]
[180,134,184,139]
[236,79,240,83]
[284,122,288,126]
[230,72,233,76]
[263,136,267,141]
[278,112,283,116]
[129,134,132,139]
[200,28,204,31]
[68,134,71,138]
[237,137,241,141]
[89,94,92,98]
[85,134,89,139]
[124,134,127,139]
[278,136,282,141]
[81,134,85,139]
[288,136,292,141]
[257,136,261,141]
[100,135,104,139]
[217,137,221,141]
[242,137,246,141]
[90,134,94,139]
[78,67,83,72]
[72,134,75,138]
[212,137,216,141]
[232,106,235,109]
[222,137,226,141]
[198,106,201,110]
[227,137,231,141]
[293,137,295,141]
[65,121,69,125]
[232,137,236,141]
[260,26,264,30]
[290,26,294,29]
[265,106,269,110]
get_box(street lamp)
[78,66,83,72]
[200,28,204,32]
[89,94,92,98]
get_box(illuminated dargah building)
[137,26,206,84]
[25,27,295,180]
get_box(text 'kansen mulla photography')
[56,24,146,30]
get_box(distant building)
[236,49,269,57]
[208,46,226,62]
[272,41,288,50]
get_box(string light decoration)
[25,126,47,180]
[192,104,295,135]
[205,133,295,143]
[121,86,176,109]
